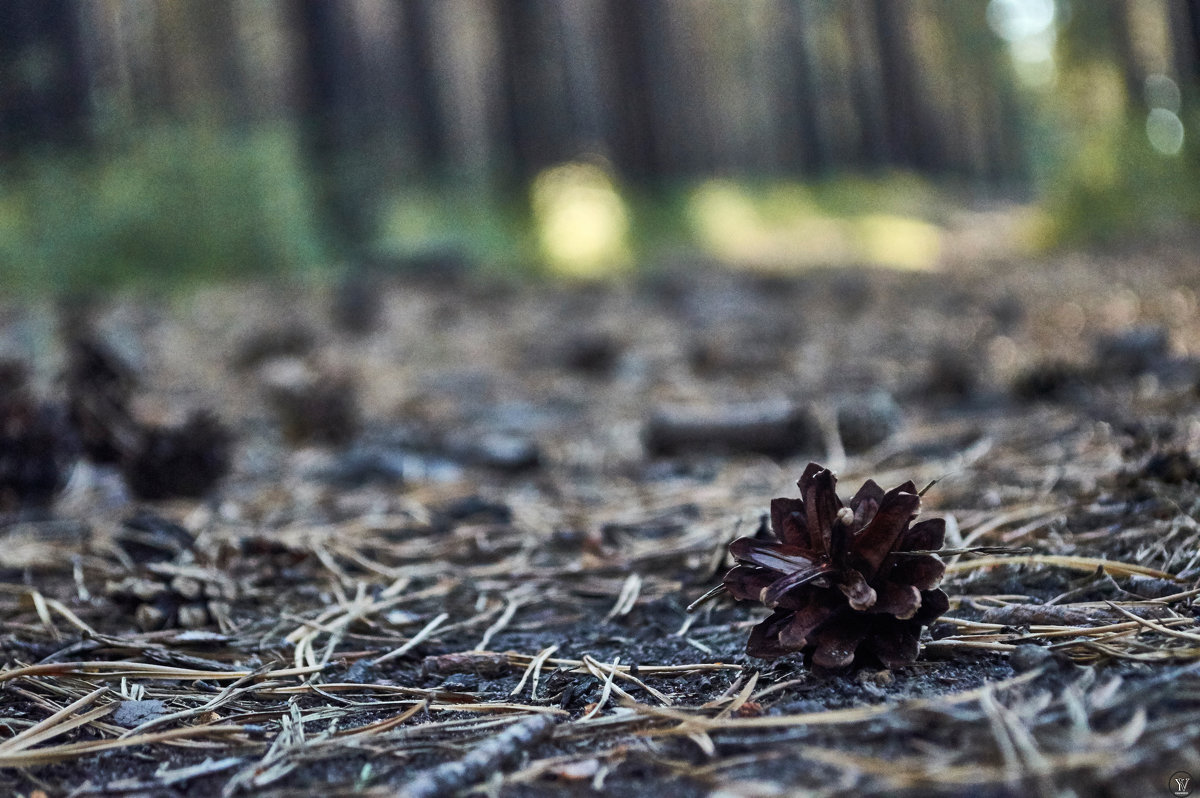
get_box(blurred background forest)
[1,0,1199,290]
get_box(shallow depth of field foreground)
[3,239,1200,796]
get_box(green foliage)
[1034,116,1200,249]
[375,181,534,274]
[0,128,969,291]
[0,124,327,293]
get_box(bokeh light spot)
[531,162,631,278]
[1146,108,1184,156]
[854,214,942,271]
[1145,74,1181,113]
[986,0,1055,42]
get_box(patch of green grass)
[1033,115,1200,249]
[0,130,982,292]
[375,181,534,275]
[0,124,328,293]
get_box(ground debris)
[2,249,1200,795]
[398,714,559,798]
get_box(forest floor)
[3,233,1200,797]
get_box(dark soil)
[3,239,1200,796]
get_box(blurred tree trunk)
[843,0,888,170]
[1171,0,1200,87]
[641,1,712,176]
[871,0,937,170]
[497,0,578,179]
[638,1,696,177]
[1109,0,1145,112]
[0,0,89,158]
[604,0,658,180]
[910,3,966,177]
[291,0,373,247]
[558,0,608,158]
[1172,0,1200,88]
[792,0,832,174]
[189,1,249,121]
[1169,0,1200,166]
[399,0,443,170]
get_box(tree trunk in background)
[792,0,832,175]
[908,5,963,177]
[843,0,888,170]
[815,11,856,170]
[558,0,609,159]
[497,0,579,179]
[1109,0,1145,113]
[188,1,249,121]
[1168,0,1200,167]
[0,0,89,158]
[1170,0,1200,93]
[650,2,714,176]
[604,0,659,180]
[419,0,503,184]
[399,0,444,171]
[292,0,373,248]
[3,0,1040,195]
[872,0,936,170]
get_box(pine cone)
[260,359,360,446]
[122,411,233,500]
[0,360,80,511]
[62,333,139,464]
[723,463,948,669]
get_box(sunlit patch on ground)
[686,179,944,272]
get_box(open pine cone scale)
[724,463,949,669]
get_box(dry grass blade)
[580,655,673,706]
[332,701,425,737]
[604,573,643,620]
[714,671,759,719]
[582,656,622,720]
[0,661,322,683]
[477,591,528,651]
[1103,601,1200,644]
[510,644,559,699]
[944,555,1181,581]
[0,725,250,768]
[640,669,1044,733]
[374,612,449,665]
[0,686,111,754]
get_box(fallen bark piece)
[421,651,513,678]
[643,401,819,458]
[398,714,558,798]
[979,602,1170,627]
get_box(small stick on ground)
[397,713,559,798]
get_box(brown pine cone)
[723,462,948,669]
[0,359,80,511]
[122,411,233,500]
[62,332,139,464]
